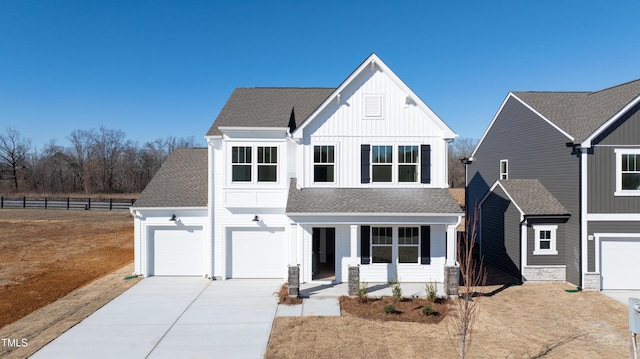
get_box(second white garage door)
[150,226,205,276]
[227,228,285,279]
[600,236,640,290]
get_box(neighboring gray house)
[467,79,640,291]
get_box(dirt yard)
[0,209,134,328]
[267,282,632,358]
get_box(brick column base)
[288,265,300,297]
[348,266,360,296]
[444,265,460,296]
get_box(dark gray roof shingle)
[134,148,208,208]
[497,179,569,216]
[286,179,463,214]
[513,78,640,142]
[207,88,335,136]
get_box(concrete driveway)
[31,277,282,359]
[602,290,640,305]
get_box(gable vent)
[364,94,382,118]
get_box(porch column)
[289,222,297,265]
[350,224,358,264]
[446,224,457,266]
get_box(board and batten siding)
[301,67,449,188]
[481,186,522,278]
[469,95,581,284]
[587,102,640,214]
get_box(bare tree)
[94,127,126,192]
[448,138,478,188]
[448,204,487,359]
[0,128,31,191]
[66,129,96,193]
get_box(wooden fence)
[0,196,136,211]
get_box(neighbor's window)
[398,146,419,182]
[314,145,335,182]
[257,146,277,182]
[372,145,393,182]
[398,227,419,263]
[231,146,252,182]
[533,225,558,255]
[500,159,508,180]
[615,149,640,195]
[371,227,393,263]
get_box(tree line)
[0,127,198,194]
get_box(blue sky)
[2,1,640,149]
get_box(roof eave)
[580,93,640,148]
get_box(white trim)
[472,93,574,158]
[613,148,640,196]
[581,94,640,148]
[479,180,526,218]
[311,143,338,186]
[587,213,640,221]
[292,53,457,140]
[520,217,527,268]
[533,224,558,255]
[580,151,588,287]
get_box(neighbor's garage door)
[600,236,640,290]
[227,229,285,278]
[150,227,205,276]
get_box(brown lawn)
[0,209,134,328]
[267,282,631,359]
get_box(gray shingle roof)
[513,78,640,142]
[207,88,335,136]
[497,179,569,216]
[286,179,463,214]
[134,148,208,208]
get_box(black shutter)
[421,145,431,184]
[361,225,370,264]
[421,225,431,265]
[361,144,371,184]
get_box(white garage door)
[600,237,640,290]
[150,227,205,276]
[227,229,285,278]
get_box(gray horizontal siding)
[586,221,640,272]
[481,186,521,278]
[588,102,640,213]
[468,96,581,284]
[526,219,566,266]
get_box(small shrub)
[425,281,438,302]
[357,281,369,303]
[422,305,434,316]
[388,276,402,303]
[383,304,396,314]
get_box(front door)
[312,227,335,281]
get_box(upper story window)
[500,159,508,180]
[361,144,430,184]
[257,146,277,182]
[533,225,558,255]
[398,146,419,182]
[231,145,278,183]
[231,146,252,182]
[615,149,640,196]
[314,145,335,183]
[372,145,393,182]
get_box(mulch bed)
[339,296,451,323]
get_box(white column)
[350,224,358,265]
[446,224,457,266]
[289,222,297,265]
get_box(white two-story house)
[131,54,463,284]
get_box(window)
[314,145,335,182]
[364,94,382,118]
[398,227,419,263]
[533,225,558,255]
[231,146,251,182]
[398,146,419,182]
[500,159,508,180]
[257,146,277,182]
[615,149,640,195]
[372,145,393,182]
[371,227,392,263]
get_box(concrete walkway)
[32,277,282,359]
